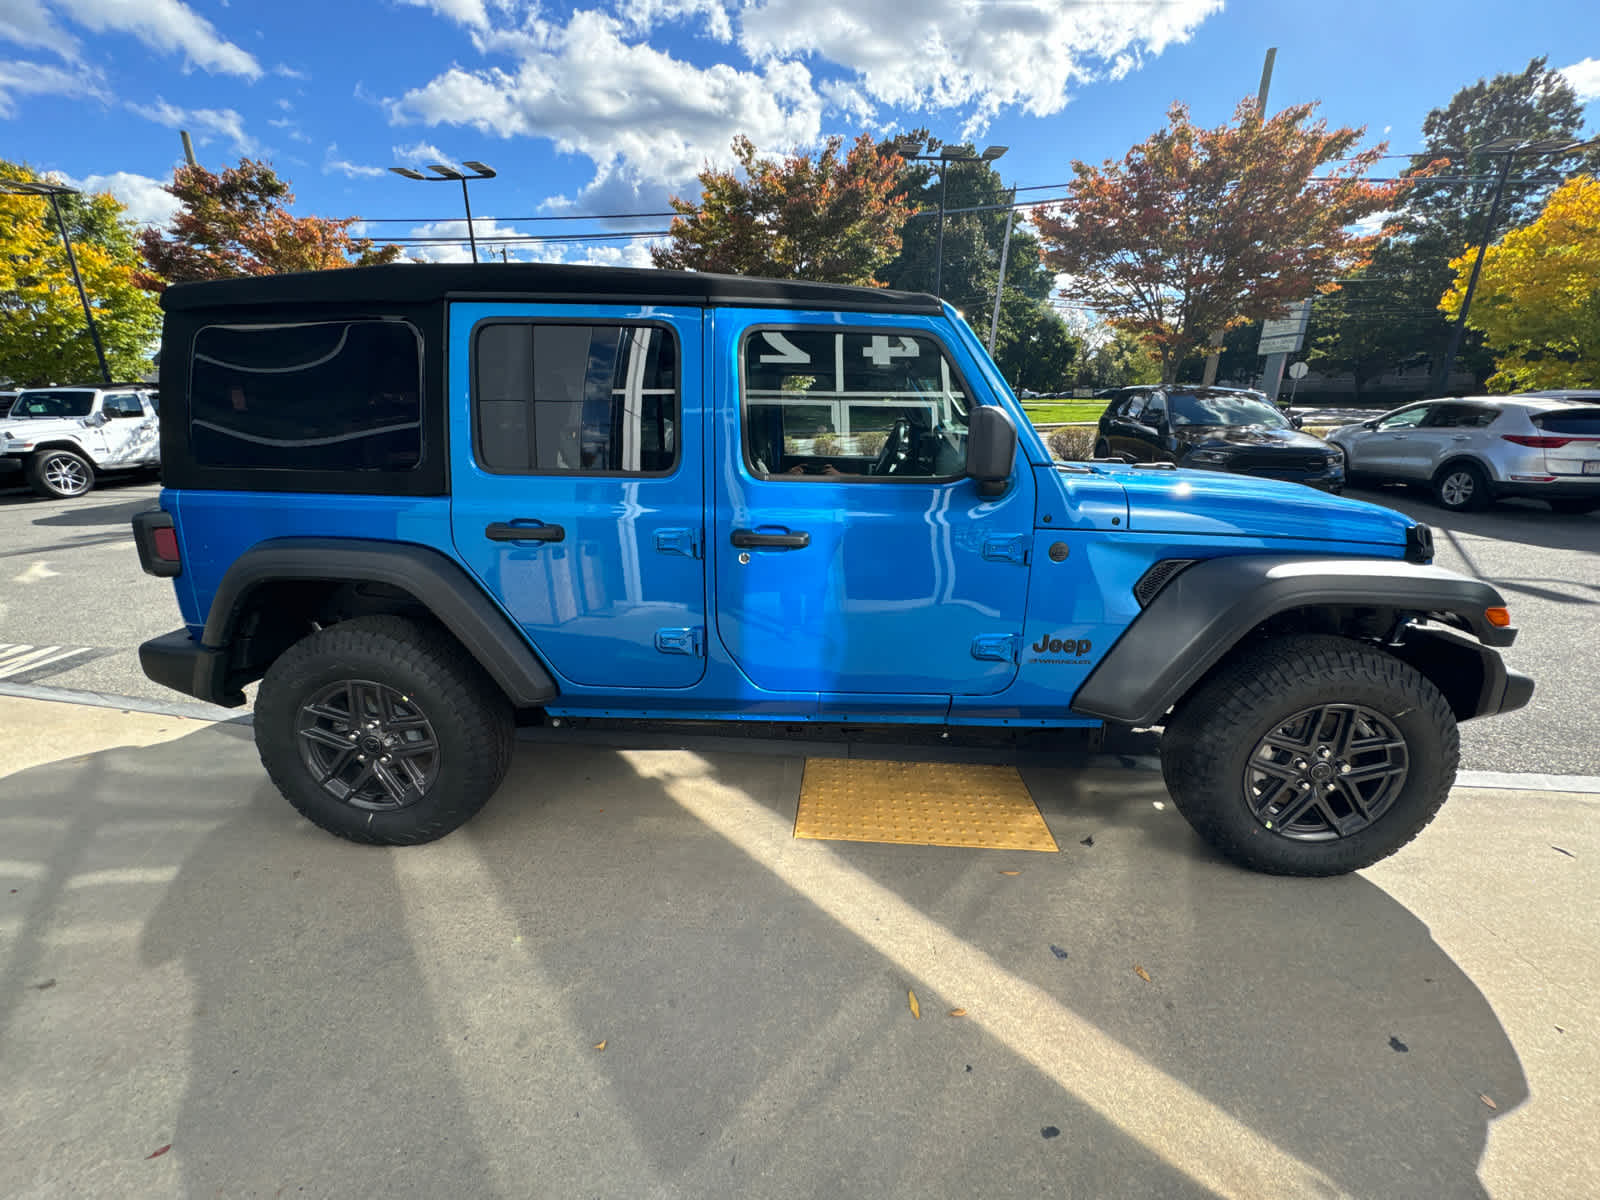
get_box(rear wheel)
[25,448,95,499]
[1549,498,1598,515]
[1160,635,1458,876]
[1433,462,1490,512]
[254,616,514,845]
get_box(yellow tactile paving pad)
[794,759,1059,852]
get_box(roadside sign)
[1288,361,1309,379]
[1257,334,1304,355]
[1258,299,1313,356]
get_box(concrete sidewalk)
[1,694,1596,1199]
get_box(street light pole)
[389,160,497,263]
[0,178,113,384]
[895,142,1007,300]
[934,166,951,298]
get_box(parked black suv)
[1095,386,1344,492]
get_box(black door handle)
[730,528,809,549]
[485,521,565,543]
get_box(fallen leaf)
[1133,965,1151,983]
[146,1144,171,1160]
[1041,1126,1060,1139]
[1479,1094,1497,1110]
[593,1040,606,1051]
[1079,835,1094,847]
[948,1008,967,1018]
[1551,846,1575,858]
[998,870,1020,876]
[32,978,56,990]
[1049,945,1069,960]
[1389,1035,1409,1053]
[908,990,921,1019]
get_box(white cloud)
[616,0,732,43]
[393,10,822,201]
[737,0,1222,130]
[267,116,310,143]
[44,0,262,78]
[273,62,308,79]
[1349,209,1396,238]
[128,96,254,153]
[57,169,180,226]
[324,144,389,178]
[0,0,80,59]
[1560,57,1600,102]
[392,140,454,166]
[0,57,103,115]
[398,0,489,30]
[407,216,530,262]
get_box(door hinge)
[653,527,702,559]
[970,633,1020,663]
[654,626,705,657]
[981,534,1030,565]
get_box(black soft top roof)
[160,262,944,316]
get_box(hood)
[1,416,92,442]
[1113,467,1416,550]
[1179,423,1330,451]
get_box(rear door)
[1416,402,1497,476]
[448,303,707,690]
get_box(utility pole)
[180,131,198,168]
[1202,46,1277,389]
[987,184,1015,353]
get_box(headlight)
[1325,444,1345,464]
[1188,449,1231,464]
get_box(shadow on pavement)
[0,729,1527,1198]
[28,493,160,529]
[1346,484,1600,557]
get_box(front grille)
[1233,451,1329,475]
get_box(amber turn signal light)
[1485,607,1511,628]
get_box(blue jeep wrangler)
[132,264,1532,875]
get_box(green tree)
[138,158,401,289]
[1035,98,1402,384]
[1441,174,1600,390]
[1311,57,1597,393]
[876,133,1077,392]
[652,135,912,285]
[1078,328,1162,390]
[0,160,160,385]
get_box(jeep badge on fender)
[132,262,1531,877]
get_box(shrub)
[1046,425,1097,461]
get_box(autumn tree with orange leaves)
[1035,100,1407,383]
[138,159,401,289]
[653,135,912,286]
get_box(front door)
[93,392,159,466]
[449,304,706,690]
[712,313,1034,700]
[1358,403,1432,477]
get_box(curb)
[4,680,1598,795]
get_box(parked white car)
[1328,396,1600,514]
[0,385,161,499]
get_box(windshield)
[10,390,97,419]
[1168,392,1292,429]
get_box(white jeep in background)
[0,385,161,499]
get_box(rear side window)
[1423,404,1496,428]
[1534,408,1600,435]
[189,321,423,472]
[472,323,678,475]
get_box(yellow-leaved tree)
[1441,174,1600,391]
[1,160,161,386]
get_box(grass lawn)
[1018,400,1108,424]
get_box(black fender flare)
[1070,555,1517,727]
[203,537,559,708]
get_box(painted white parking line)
[0,643,93,680]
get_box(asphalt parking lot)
[0,474,1594,776]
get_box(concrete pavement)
[1,694,1597,1199]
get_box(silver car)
[1328,396,1600,514]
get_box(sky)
[2,0,1598,267]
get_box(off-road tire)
[1160,635,1458,876]
[1433,461,1490,512]
[255,615,514,845]
[25,448,96,499]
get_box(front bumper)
[139,629,246,708]
[1390,624,1534,722]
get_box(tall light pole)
[1428,136,1591,396]
[894,141,1007,298]
[0,178,112,383]
[389,160,497,263]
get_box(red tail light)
[1502,435,1572,448]
[152,527,180,563]
[133,510,182,578]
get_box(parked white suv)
[1328,396,1600,514]
[0,385,161,499]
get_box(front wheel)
[25,448,96,499]
[1160,635,1459,876]
[254,616,514,845]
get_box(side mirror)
[967,405,1017,497]
[88,411,109,427]
[1361,419,1379,430]
[1291,414,1304,429]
